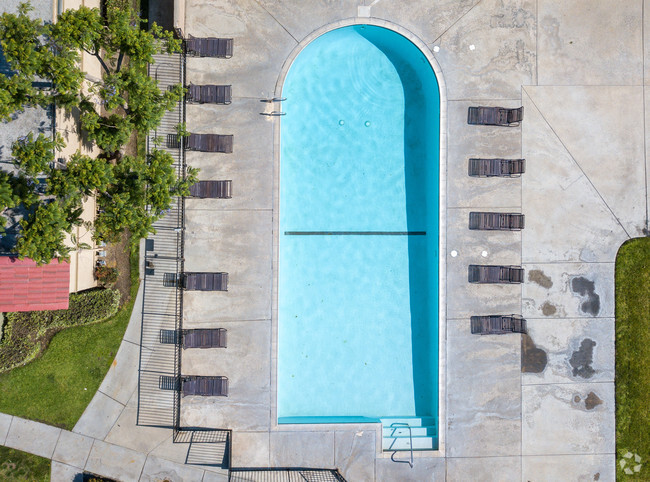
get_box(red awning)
[0,257,70,312]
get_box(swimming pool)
[278,25,440,441]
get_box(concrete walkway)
[0,282,228,481]
[0,412,222,481]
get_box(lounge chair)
[182,376,228,396]
[469,212,525,231]
[468,158,525,177]
[189,180,232,199]
[187,84,232,104]
[187,133,233,153]
[183,328,227,349]
[470,315,527,335]
[184,272,228,291]
[186,36,233,58]
[467,106,523,126]
[468,265,524,283]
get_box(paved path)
[0,281,228,481]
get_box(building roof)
[0,256,70,312]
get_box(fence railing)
[137,51,185,430]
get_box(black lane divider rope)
[284,231,426,235]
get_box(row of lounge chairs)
[468,108,527,334]
[154,33,233,398]
[158,327,229,396]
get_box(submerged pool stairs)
[381,417,438,451]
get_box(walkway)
[0,283,229,480]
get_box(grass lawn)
[0,247,139,430]
[616,237,650,479]
[0,446,50,481]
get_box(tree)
[94,149,198,242]
[0,2,184,155]
[15,201,72,263]
[12,132,64,177]
[0,2,197,264]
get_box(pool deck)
[172,0,641,479]
[12,0,638,480]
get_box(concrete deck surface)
[178,0,632,479]
[0,0,641,480]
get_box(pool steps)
[380,417,438,451]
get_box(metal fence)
[137,51,185,430]
[229,469,347,482]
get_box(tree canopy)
[0,2,197,264]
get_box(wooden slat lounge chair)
[189,180,232,199]
[467,106,523,126]
[469,212,525,231]
[184,272,228,291]
[187,84,232,104]
[183,328,227,349]
[468,265,524,284]
[186,36,233,58]
[182,376,228,396]
[468,158,525,177]
[187,133,233,153]
[470,315,527,335]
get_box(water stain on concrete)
[540,301,557,316]
[571,277,600,316]
[528,269,553,288]
[569,338,597,378]
[585,392,603,410]
[521,334,548,373]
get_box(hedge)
[0,288,121,373]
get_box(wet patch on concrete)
[521,334,548,373]
[528,269,553,288]
[573,391,604,410]
[569,338,597,378]
[541,301,557,316]
[585,392,603,410]
[571,277,600,316]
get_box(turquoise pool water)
[278,26,440,424]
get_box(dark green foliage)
[11,132,65,177]
[0,288,121,372]
[16,201,73,263]
[95,149,198,241]
[0,2,193,264]
[616,237,650,480]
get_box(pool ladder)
[260,97,286,116]
[389,422,414,468]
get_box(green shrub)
[95,266,118,285]
[0,288,120,372]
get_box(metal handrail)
[389,422,413,468]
